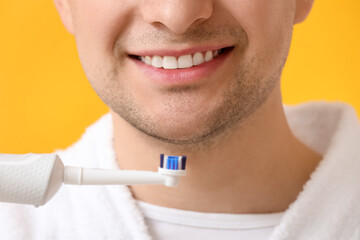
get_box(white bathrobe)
[0,102,359,240]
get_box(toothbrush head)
[159,154,186,171]
[158,154,187,187]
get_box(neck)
[111,87,322,213]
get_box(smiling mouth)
[128,47,234,70]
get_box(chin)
[155,125,205,142]
[146,131,209,145]
[139,118,223,145]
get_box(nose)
[141,0,213,34]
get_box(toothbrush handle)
[0,153,64,207]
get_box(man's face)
[62,0,301,144]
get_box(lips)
[128,46,234,85]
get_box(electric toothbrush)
[0,153,186,207]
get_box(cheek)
[222,0,295,71]
[222,0,294,42]
[71,1,136,69]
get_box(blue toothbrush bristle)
[166,157,171,169]
[169,158,173,169]
[160,155,187,170]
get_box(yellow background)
[0,1,359,154]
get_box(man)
[1,0,360,239]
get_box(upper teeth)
[140,50,221,69]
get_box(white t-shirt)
[137,200,284,240]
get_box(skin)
[54,0,321,213]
